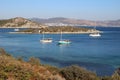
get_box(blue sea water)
[0,27,120,76]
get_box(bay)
[0,27,120,76]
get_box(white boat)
[14,28,19,31]
[89,33,101,37]
[40,32,52,43]
[58,32,71,44]
[40,38,52,43]
[89,21,101,37]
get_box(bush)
[60,65,100,80]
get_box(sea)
[0,27,120,76]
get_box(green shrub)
[60,65,100,80]
[0,71,7,80]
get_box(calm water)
[0,27,120,76]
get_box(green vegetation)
[0,48,120,80]
[20,26,93,33]
[0,19,12,26]
[41,26,90,32]
[60,65,100,80]
[19,28,37,32]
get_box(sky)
[0,0,120,20]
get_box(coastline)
[8,31,102,34]
[0,26,102,34]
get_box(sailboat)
[89,22,101,37]
[58,31,71,44]
[14,28,19,31]
[40,31,52,43]
[89,32,101,37]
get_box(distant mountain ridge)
[0,17,46,28]
[0,17,120,28]
[30,17,120,27]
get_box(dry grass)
[0,48,65,80]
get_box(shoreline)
[9,31,102,34]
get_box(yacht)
[14,28,19,31]
[58,32,71,44]
[89,22,101,37]
[89,33,101,37]
[40,31,52,43]
[40,38,52,43]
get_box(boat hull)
[58,40,71,44]
[89,33,101,37]
[40,39,52,43]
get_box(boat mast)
[60,31,62,40]
[42,31,44,40]
[94,21,97,30]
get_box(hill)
[30,17,120,27]
[0,17,47,28]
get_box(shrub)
[60,65,100,80]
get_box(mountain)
[0,17,47,28]
[1,17,120,28]
[30,17,120,27]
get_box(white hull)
[89,33,101,37]
[14,28,19,31]
[40,39,52,43]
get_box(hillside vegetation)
[19,26,98,34]
[0,48,120,80]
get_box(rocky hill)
[31,17,120,27]
[0,17,47,28]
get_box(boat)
[40,38,52,43]
[89,33,101,37]
[40,31,52,43]
[14,28,19,31]
[58,32,71,44]
[89,22,101,37]
[58,40,71,44]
